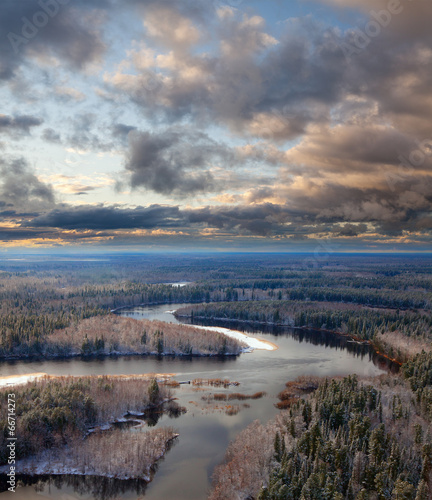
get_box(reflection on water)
[11,475,149,500]
[0,303,398,500]
[190,317,399,374]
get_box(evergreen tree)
[148,378,160,405]
[415,480,429,500]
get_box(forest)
[1,253,432,497]
[175,300,432,361]
[0,375,179,480]
[210,352,432,499]
[0,253,431,362]
[1,315,244,358]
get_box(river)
[0,303,397,500]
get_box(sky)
[0,0,431,252]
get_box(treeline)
[0,277,227,356]
[283,287,429,309]
[2,254,432,358]
[0,375,171,466]
[0,279,210,357]
[67,282,213,308]
[210,373,431,499]
[214,274,432,292]
[212,282,431,309]
[0,307,106,356]
[0,316,245,359]
[58,316,245,357]
[176,301,432,342]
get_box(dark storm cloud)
[317,0,432,44]
[255,20,345,108]
[0,226,118,242]
[285,124,432,175]
[333,223,368,237]
[25,204,184,230]
[0,227,53,241]
[23,202,292,237]
[125,128,234,195]
[185,204,288,236]
[0,157,55,212]
[306,1,432,141]
[1,0,107,80]
[245,187,277,203]
[0,114,43,137]
[0,0,211,82]
[283,178,432,225]
[185,204,377,238]
[18,185,432,240]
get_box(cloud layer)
[0,0,431,249]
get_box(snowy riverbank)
[167,309,278,351]
[185,324,278,351]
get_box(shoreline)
[0,376,181,486]
[0,348,241,364]
[0,433,179,483]
[162,307,278,352]
[110,298,204,314]
[0,372,178,388]
[175,313,402,366]
[184,323,278,351]
[0,311,248,362]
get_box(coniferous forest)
[1,253,432,499]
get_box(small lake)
[0,303,397,500]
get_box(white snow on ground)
[0,373,176,388]
[163,309,277,351]
[0,435,178,481]
[165,309,277,351]
[165,282,191,287]
[187,324,277,351]
[0,373,47,387]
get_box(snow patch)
[189,325,277,351]
[0,373,47,387]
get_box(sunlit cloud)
[0,0,430,250]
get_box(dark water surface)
[0,303,397,500]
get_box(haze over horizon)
[1,0,432,252]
